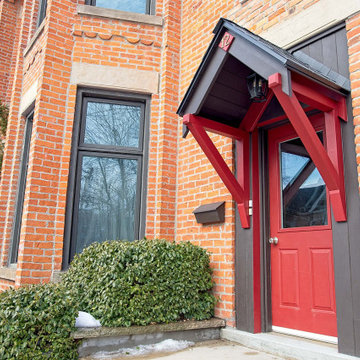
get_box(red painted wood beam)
[292,80,338,113]
[269,73,346,222]
[191,114,248,141]
[240,91,274,132]
[292,75,347,122]
[337,97,347,122]
[324,110,347,221]
[183,114,250,228]
[236,136,249,214]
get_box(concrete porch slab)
[221,327,358,360]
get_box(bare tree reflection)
[85,102,141,148]
[281,136,327,228]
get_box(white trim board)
[272,326,338,345]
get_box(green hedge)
[0,283,78,360]
[0,239,216,358]
[63,239,216,327]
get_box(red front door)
[268,118,337,337]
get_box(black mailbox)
[193,201,225,224]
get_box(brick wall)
[14,0,77,286]
[151,0,181,240]
[0,0,35,283]
[346,12,360,190]
[0,0,182,288]
[0,0,18,105]
[0,278,14,291]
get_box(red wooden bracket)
[269,73,347,222]
[240,91,274,132]
[189,114,248,140]
[324,110,347,221]
[183,114,250,228]
[292,75,347,122]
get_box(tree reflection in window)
[70,96,145,258]
[76,156,138,254]
[280,134,327,228]
[84,102,141,148]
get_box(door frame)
[266,115,337,338]
[259,116,335,334]
[256,102,359,355]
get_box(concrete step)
[221,327,358,360]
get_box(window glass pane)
[95,0,147,14]
[37,0,47,27]
[84,101,141,148]
[11,113,33,263]
[75,156,138,254]
[281,135,327,228]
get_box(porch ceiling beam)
[183,114,250,228]
[269,72,346,222]
[240,91,274,132]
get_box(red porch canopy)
[177,19,350,229]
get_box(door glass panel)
[84,101,141,148]
[95,0,147,14]
[75,155,138,254]
[280,134,327,228]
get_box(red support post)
[324,110,347,221]
[183,114,250,228]
[269,73,346,222]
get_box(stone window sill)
[77,5,163,26]
[24,21,45,58]
[0,267,16,282]
[51,270,65,283]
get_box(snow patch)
[91,339,194,358]
[75,311,101,328]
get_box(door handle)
[269,237,278,245]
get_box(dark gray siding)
[291,24,349,78]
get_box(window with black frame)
[68,92,148,261]
[37,0,47,27]
[10,111,33,264]
[85,0,152,14]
